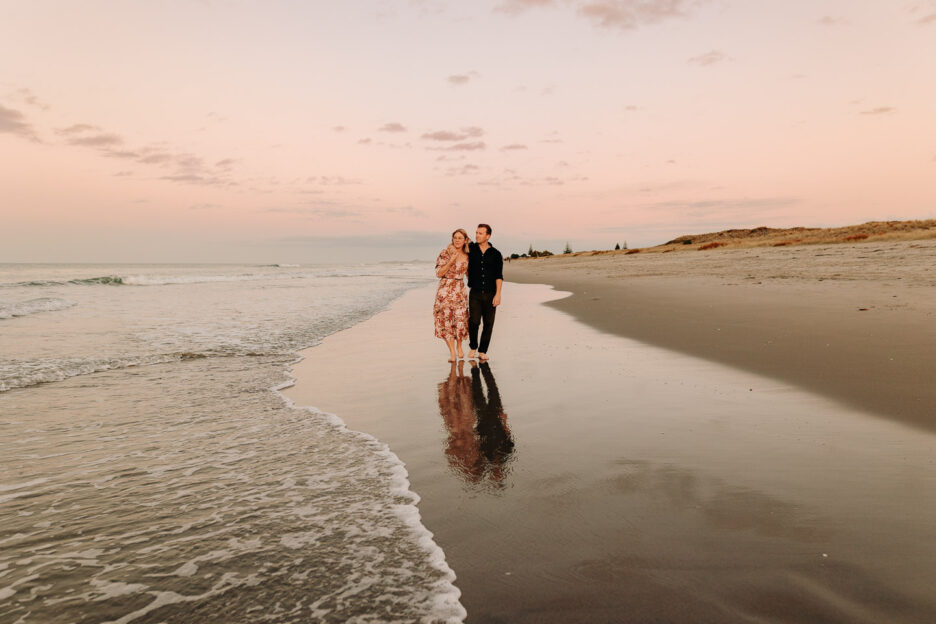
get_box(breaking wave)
[0,297,75,320]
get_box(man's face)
[475,228,490,244]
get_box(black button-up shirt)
[467,243,504,293]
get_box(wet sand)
[506,239,936,433]
[285,280,936,623]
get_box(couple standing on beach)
[433,224,504,363]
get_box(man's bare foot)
[478,353,489,361]
[468,350,477,359]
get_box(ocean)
[0,263,466,623]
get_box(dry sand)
[284,272,936,623]
[507,238,936,433]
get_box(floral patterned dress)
[433,248,469,341]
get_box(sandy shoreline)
[506,239,936,432]
[284,276,936,622]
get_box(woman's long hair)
[452,228,469,254]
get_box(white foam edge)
[274,355,467,624]
[0,353,185,393]
[0,297,76,319]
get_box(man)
[467,223,503,361]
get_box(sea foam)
[0,297,75,319]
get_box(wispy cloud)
[448,71,481,85]
[104,149,141,159]
[68,132,125,147]
[56,123,100,135]
[577,0,697,31]
[500,144,528,151]
[332,125,347,132]
[379,122,407,132]
[860,106,896,115]
[136,150,173,164]
[688,49,726,66]
[494,0,555,15]
[0,104,40,141]
[267,199,424,220]
[16,88,50,110]
[265,201,362,218]
[601,196,800,228]
[429,141,487,152]
[53,121,239,186]
[498,0,701,31]
[818,15,848,26]
[907,2,936,24]
[442,164,481,176]
[4,94,244,191]
[385,205,428,218]
[277,231,444,247]
[306,175,364,186]
[304,208,361,218]
[676,197,799,217]
[56,123,126,148]
[478,168,587,189]
[421,127,484,141]
[408,0,448,18]
[160,174,212,184]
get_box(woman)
[434,229,470,361]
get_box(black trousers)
[468,289,497,353]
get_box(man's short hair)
[478,223,492,235]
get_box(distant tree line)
[508,241,627,260]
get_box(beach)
[284,241,936,623]
[7,250,933,621]
[507,239,936,432]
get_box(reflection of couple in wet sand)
[437,360,515,486]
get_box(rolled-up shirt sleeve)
[493,251,504,282]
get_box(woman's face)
[452,232,466,248]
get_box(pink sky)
[2,0,935,262]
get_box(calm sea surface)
[0,263,465,623]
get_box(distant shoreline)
[509,219,936,259]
